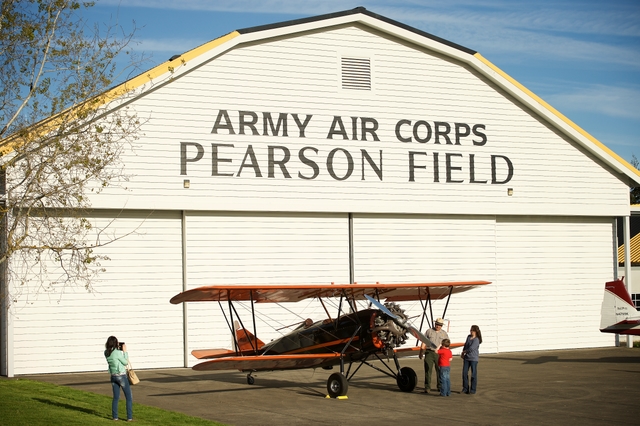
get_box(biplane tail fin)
[234,321,265,351]
[600,278,640,336]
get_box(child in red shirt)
[437,339,453,396]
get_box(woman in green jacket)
[104,336,133,421]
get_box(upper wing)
[170,281,491,304]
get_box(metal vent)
[341,57,371,90]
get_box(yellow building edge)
[618,232,640,266]
[0,31,241,156]
[474,53,640,180]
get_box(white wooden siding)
[183,213,349,363]
[495,217,615,352]
[10,212,184,374]
[84,25,629,216]
[351,214,499,353]
[5,20,629,375]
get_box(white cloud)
[107,0,639,69]
[135,38,206,56]
[546,84,640,120]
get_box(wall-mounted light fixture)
[183,179,190,188]
[507,188,513,196]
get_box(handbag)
[126,361,140,385]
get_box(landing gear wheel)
[396,366,417,392]
[327,372,348,397]
[247,374,255,385]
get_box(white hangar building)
[2,8,640,376]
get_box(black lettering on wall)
[263,112,288,137]
[435,122,452,145]
[298,147,319,180]
[211,110,235,134]
[327,148,354,180]
[413,120,432,143]
[455,123,470,145]
[361,149,382,180]
[180,142,204,175]
[268,145,292,178]
[239,111,259,136]
[472,124,487,146]
[445,153,464,183]
[408,151,427,182]
[327,116,349,140]
[395,119,412,142]
[211,143,234,177]
[292,114,312,137]
[237,145,262,177]
[351,117,358,141]
[469,154,487,184]
[360,117,380,141]
[433,152,440,182]
[491,155,513,184]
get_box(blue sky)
[87,0,640,164]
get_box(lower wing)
[192,353,342,371]
[394,343,464,358]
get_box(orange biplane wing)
[170,280,491,304]
[192,353,343,371]
[171,280,491,397]
[394,342,464,359]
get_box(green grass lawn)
[0,378,226,425]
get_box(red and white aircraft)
[600,278,640,336]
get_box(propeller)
[365,294,432,346]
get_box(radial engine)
[371,302,409,351]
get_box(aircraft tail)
[600,278,640,336]
[234,321,265,351]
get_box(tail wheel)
[247,374,255,385]
[327,372,348,397]
[396,366,417,392]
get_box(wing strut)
[417,296,427,347]
[227,294,239,353]
[319,297,332,322]
[426,287,434,327]
[229,298,258,353]
[416,290,433,347]
[250,290,259,353]
[218,300,236,351]
[339,325,361,375]
[441,286,454,319]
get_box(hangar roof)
[3,7,640,188]
[618,233,640,266]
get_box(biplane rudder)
[235,326,265,352]
[600,278,640,334]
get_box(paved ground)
[18,346,640,425]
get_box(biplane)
[600,278,640,336]
[170,280,491,397]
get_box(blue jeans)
[462,360,478,394]
[111,374,133,420]
[438,366,450,396]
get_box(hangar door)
[495,216,615,352]
[183,212,350,362]
[9,211,184,375]
[351,214,499,353]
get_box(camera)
[118,342,125,350]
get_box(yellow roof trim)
[101,30,241,103]
[474,53,640,180]
[0,31,241,155]
[618,232,640,265]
